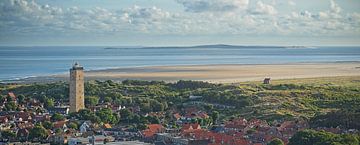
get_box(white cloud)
[249,1,277,15]
[175,0,249,13]
[330,0,341,14]
[0,0,359,40]
[288,0,296,6]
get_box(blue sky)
[0,0,359,46]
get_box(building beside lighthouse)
[69,62,85,113]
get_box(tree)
[151,100,164,112]
[74,109,100,123]
[103,96,112,103]
[85,96,99,106]
[147,116,160,124]
[55,128,63,134]
[140,103,152,113]
[289,129,359,145]
[1,130,16,141]
[96,108,118,124]
[4,102,17,111]
[17,94,26,104]
[120,109,133,123]
[211,111,219,124]
[204,104,214,111]
[132,114,141,123]
[68,122,78,130]
[42,121,54,129]
[51,113,65,121]
[0,95,4,101]
[268,138,284,145]
[44,98,54,109]
[137,124,148,130]
[29,125,48,141]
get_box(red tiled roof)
[148,124,164,132]
[181,123,201,132]
[278,121,296,131]
[173,113,181,119]
[187,130,249,145]
[225,118,247,129]
[8,92,16,99]
[53,121,67,129]
[142,124,164,138]
[142,130,155,138]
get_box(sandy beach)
[9,62,360,84]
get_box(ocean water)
[0,46,359,81]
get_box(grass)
[223,76,360,121]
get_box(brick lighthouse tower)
[69,62,85,113]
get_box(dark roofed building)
[263,78,271,84]
[48,107,70,115]
[0,116,8,124]
[17,128,30,141]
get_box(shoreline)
[1,62,360,84]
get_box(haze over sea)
[0,45,359,81]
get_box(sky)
[0,0,359,46]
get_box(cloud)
[330,0,341,14]
[175,0,249,13]
[249,1,277,15]
[0,0,359,40]
[288,0,296,6]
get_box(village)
[0,91,357,145]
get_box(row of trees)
[310,109,360,130]
[288,129,359,145]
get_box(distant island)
[104,44,312,49]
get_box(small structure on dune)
[263,78,271,84]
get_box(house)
[33,114,50,122]
[263,78,271,84]
[48,107,70,115]
[48,134,68,144]
[141,124,165,142]
[111,105,125,112]
[29,99,43,108]
[15,112,32,122]
[7,92,17,102]
[0,116,8,124]
[277,121,297,139]
[103,123,112,129]
[173,113,182,121]
[68,137,90,145]
[181,123,201,132]
[182,111,209,121]
[80,121,90,133]
[155,133,189,145]
[189,95,203,100]
[17,122,35,129]
[53,121,68,131]
[248,119,270,131]
[224,118,247,132]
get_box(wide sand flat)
[17,62,357,84]
[7,62,359,84]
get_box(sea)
[0,46,359,81]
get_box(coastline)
[2,62,360,84]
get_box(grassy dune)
[231,76,360,121]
